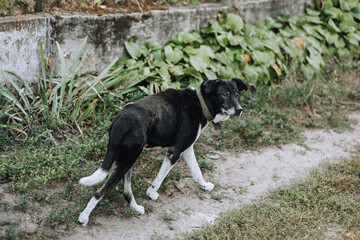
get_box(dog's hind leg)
[183,145,214,191]
[78,163,126,226]
[123,167,145,214]
[78,146,142,226]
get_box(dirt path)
[62,114,360,240]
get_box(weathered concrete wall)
[0,0,312,84]
[0,15,51,83]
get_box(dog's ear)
[232,78,248,92]
[202,79,222,94]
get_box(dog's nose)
[235,108,243,115]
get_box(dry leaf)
[244,54,252,63]
[293,37,305,50]
[345,232,355,239]
[271,64,282,76]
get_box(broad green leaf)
[177,31,203,43]
[187,77,202,89]
[243,64,259,81]
[219,65,236,79]
[184,46,214,73]
[224,14,244,33]
[339,12,358,32]
[169,65,184,76]
[227,32,243,46]
[145,40,162,51]
[306,7,321,16]
[301,64,316,79]
[204,19,225,34]
[304,15,323,24]
[328,19,341,32]
[306,55,324,70]
[339,0,357,11]
[204,69,217,80]
[324,7,343,19]
[151,49,165,62]
[157,67,171,82]
[346,31,360,45]
[252,50,275,66]
[164,45,183,64]
[125,41,142,59]
[125,59,137,67]
[216,34,229,47]
[334,35,346,48]
[183,67,203,80]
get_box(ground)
[1,114,359,239]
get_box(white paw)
[202,182,215,191]
[78,212,89,226]
[146,188,159,200]
[131,204,145,215]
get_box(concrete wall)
[0,0,312,84]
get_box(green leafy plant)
[109,0,359,92]
[0,38,142,129]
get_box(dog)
[78,78,247,226]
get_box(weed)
[162,212,178,230]
[198,160,214,172]
[13,195,30,212]
[43,206,77,230]
[210,194,222,202]
[4,225,20,240]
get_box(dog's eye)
[222,92,229,97]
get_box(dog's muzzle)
[235,108,243,116]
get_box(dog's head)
[201,78,247,123]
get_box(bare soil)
[52,114,360,240]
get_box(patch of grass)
[162,212,178,230]
[181,145,360,239]
[4,225,20,240]
[198,160,214,172]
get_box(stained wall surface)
[0,0,312,84]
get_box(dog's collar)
[196,90,214,121]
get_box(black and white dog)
[78,78,247,226]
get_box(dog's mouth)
[223,108,243,116]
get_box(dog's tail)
[79,148,117,186]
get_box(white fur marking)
[146,155,175,200]
[183,143,214,191]
[79,168,107,186]
[124,170,145,214]
[213,114,229,123]
[225,107,235,115]
[78,196,102,226]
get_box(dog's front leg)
[146,153,176,200]
[183,145,214,191]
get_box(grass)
[181,145,360,240]
[0,62,358,239]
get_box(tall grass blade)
[0,85,28,120]
[51,89,59,123]
[4,70,35,100]
[39,80,50,123]
[76,98,98,124]
[67,37,88,98]
[40,44,47,89]
[56,41,67,114]
[5,77,31,112]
